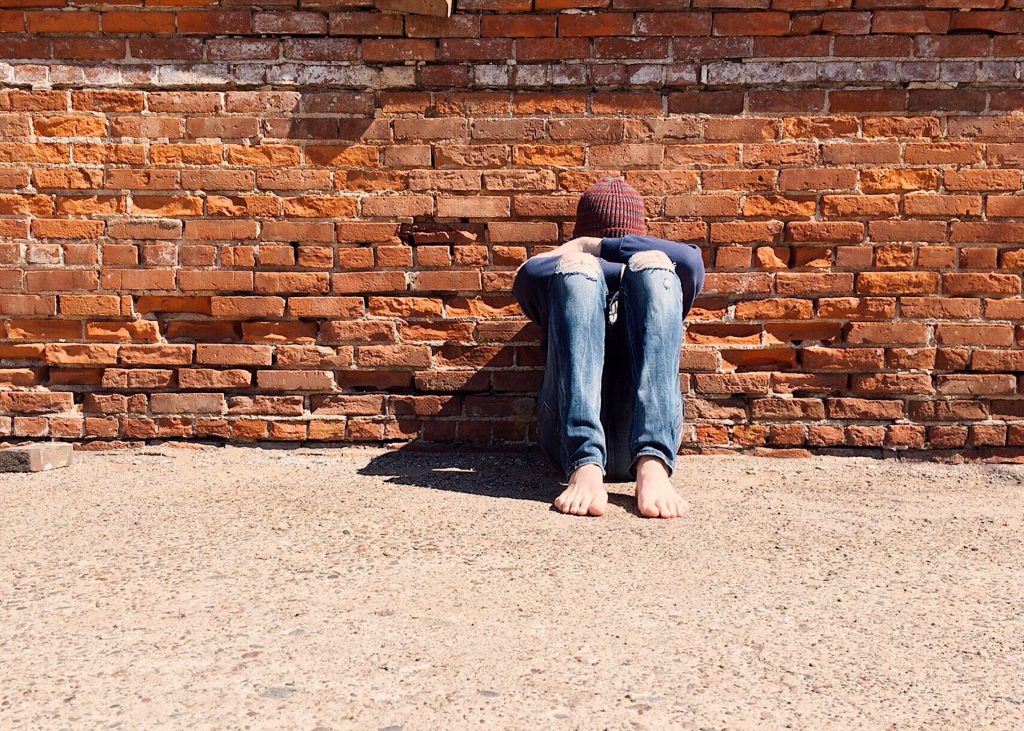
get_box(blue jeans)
[536,252,687,482]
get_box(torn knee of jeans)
[628,249,674,272]
[555,251,602,277]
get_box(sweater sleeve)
[512,254,624,329]
[599,234,706,313]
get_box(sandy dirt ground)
[1,445,1023,730]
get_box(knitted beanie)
[573,177,647,238]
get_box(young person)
[513,177,705,518]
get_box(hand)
[563,236,603,256]
[533,236,602,259]
[515,236,604,274]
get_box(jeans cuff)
[565,456,605,479]
[630,448,675,478]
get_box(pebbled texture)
[1,446,1022,729]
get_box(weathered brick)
[151,393,226,415]
[256,370,336,391]
[0,6,1019,453]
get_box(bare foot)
[553,464,608,516]
[635,456,690,519]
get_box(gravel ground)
[1,445,1023,730]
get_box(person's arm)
[512,237,623,328]
[599,234,706,313]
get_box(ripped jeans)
[536,251,686,482]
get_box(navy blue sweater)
[512,235,706,331]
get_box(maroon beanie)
[573,177,647,238]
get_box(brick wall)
[1,1,1024,456]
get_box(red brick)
[856,272,939,295]
[241,321,317,343]
[363,39,436,62]
[943,273,1020,296]
[151,393,225,415]
[195,345,272,367]
[846,322,930,345]
[514,37,587,62]
[560,13,634,37]
[86,321,161,343]
[802,347,884,371]
[852,373,934,396]
[482,15,555,37]
[119,345,193,365]
[252,11,327,34]
[901,297,981,320]
[253,273,330,294]
[27,11,99,33]
[411,271,481,292]
[177,11,250,35]
[44,344,119,366]
[948,10,1024,34]
[937,325,1011,348]
[938,375,1015,397]
[256,370,336,391]
[872,11,950,34]
[927,426,968,449]
[331,272,406,294]
[103,11,175,34]
[694,374,771,395]
[357,345,431,368]
[329,12,404,36]
[713,11,790,36]
[778,272,851,294]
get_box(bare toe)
[554,465,607,518]
[635,456,688,520]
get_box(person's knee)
[624,250,679,300]
[633,248,704,302]
[555,251,602,278]
[627,249,673,273]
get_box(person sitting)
[513,177,706,518]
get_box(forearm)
[599,234,696,265]
[515,236,602,274]
[600,234,706,311]
[513,237,621,327]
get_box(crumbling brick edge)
[3,438,1023,465]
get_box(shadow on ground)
[358,444,644,514]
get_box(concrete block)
[0,443,74,473]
